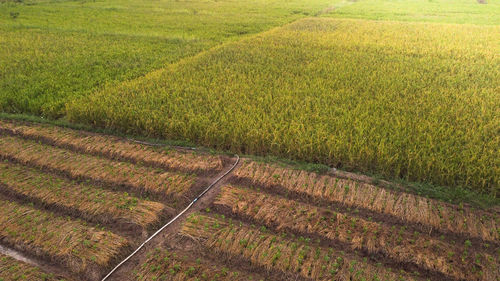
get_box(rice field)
[134,248,264,281]
[67,17,499,195]
[0,162,172,233]
[0,198,130,279]
[1,0,499,279]
[325,0,500,25]
[0,0,335,118]
[0,119,226,174]
[147,158,499,281]
[1,0,498,195]
[0,120,231,280]
[0,135,198,202]
[0,120,498,281]
[0,254,67,281]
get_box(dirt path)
[107,156,242,281]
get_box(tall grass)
[68,18,500,195]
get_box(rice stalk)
[234,161,499,242]
[180,213,420,281]
[0,119,224,174]
[0,135,196,201]
[0,199,130,280]
[0,161,172,232]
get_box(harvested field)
[135,248,262,281]
[214,186,499,280]
[180,213,421,281]
[0,120,229,280]
[232,161,499,242]
[0,254,67,281]
[0,120,497,280]
[145,160,497,281]
[0,119,226,175]
[0,199,130,280]
[0,161,172,234]
[0,135,197,202]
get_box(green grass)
[67,18,500,195]
[0,0,336,118]
[323,0,500,25]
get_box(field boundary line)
[101,154,240,281]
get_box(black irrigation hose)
[101,154,240,281]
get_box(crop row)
[0,135,196,202]
[233,161,499,242]
[134,248,260,281]
[214,185,499,280]
[0,119,225,175]
[0,161,172,234]
[0,254,67,281]
[0,199,130,280]
[181,213,420,281]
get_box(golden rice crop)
[0,119,225,174]
[233,161,500,242]
[0,254,67,281]
[0,199,130,280]
[214,185,499,280]
[67,17,500,195]
[181,213,419,281]
[0,0,336,118]
[0,161,172,233]
[0,135,196,201]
